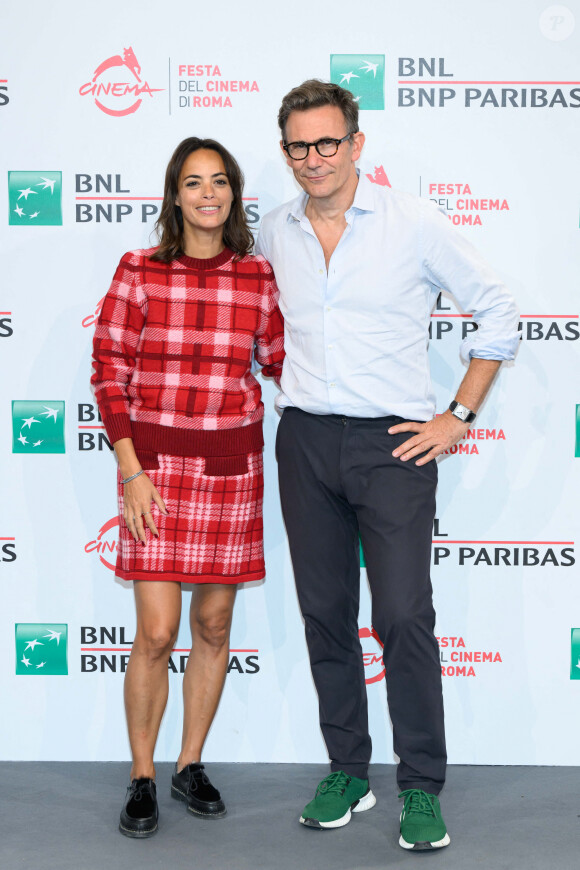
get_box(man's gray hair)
[278,79,360,140]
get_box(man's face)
[282,104,364,202]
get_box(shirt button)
[330,382,336,388]
[326,306,332,311]
[318,269,324,275]
[328,344,333,349]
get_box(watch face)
[454,403,470,421]
[450,401,474,422]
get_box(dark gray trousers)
[277,407,446,794]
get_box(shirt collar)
[349,172,376,214]
[287,170,376,224]
[288,191,307,223]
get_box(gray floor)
[0,762,576,869]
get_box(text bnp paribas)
[398,58,580,108]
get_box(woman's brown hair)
[150,137,254,262]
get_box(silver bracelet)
[122,469,144,485]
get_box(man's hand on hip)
[389,412,470,466]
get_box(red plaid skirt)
[115,452,265,584]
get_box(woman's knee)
[192,606,232,649]
[134,623,178,661]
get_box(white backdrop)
[1,0,579,765]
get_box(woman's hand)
[123,472,168,544]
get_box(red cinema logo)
[359,626,385,684]
[85,516,118,570]
[79,47,163,116]
[82,296,105,329]
[366,165,391,187]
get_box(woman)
[91,137,284,838]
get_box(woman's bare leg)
[177,583,237,769]
[124,580,182,779]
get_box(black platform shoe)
[171,762,226,818]
[119,778,158,838]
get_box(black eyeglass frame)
[282,133,353,160]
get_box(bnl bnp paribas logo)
[330,54,385,109]
[15,624,68,675]
[8,171,62,226]
[12,401,65,453]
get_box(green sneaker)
[300,771,376,829]
[398,789,450,850]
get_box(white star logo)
[340,71,359,85]
[36,662,46,669]
[359,60,379,77]
[33,440,43,447]
[21,416,39,429]
[37,177,56,192]
[353,96,361,102]
[29,211,40,219]
[24,639,43,651]
[17,187,38,200]
[43,629,62,644]
[21,656,31,668]
[14,204,25,217]
[41,406,59,422]
[18,434,28,446]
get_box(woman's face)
[175,148,234,237]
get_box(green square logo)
[571,628,580,679]
[15,623,68,675]
[330,54,385,109]
[8,171,62,226]
[575,405,580,457]
[12,401,65,453]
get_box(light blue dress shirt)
[256,174,519,421]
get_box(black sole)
[118,822,158,838]
[171,784,227,818]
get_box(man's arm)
[390,200,519,465]
[389,358,501,465]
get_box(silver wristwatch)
[449,401,476,423]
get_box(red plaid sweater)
[91,247,284,466]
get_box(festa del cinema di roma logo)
[359,627,503,682]
[85,517,119,571]
[79,47,163,116]
[359,627,386,684]
[15,624,68,675]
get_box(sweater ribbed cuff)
[103,413,133,445]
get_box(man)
[256,80,518,851]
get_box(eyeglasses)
[282,133,353,161]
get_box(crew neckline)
[177,247,234,269]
